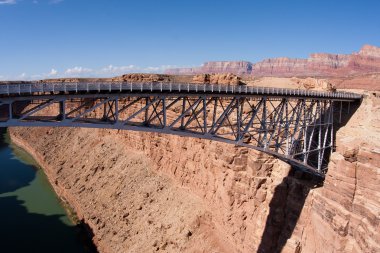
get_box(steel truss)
[0,92,351,177]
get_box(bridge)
[0,82,361,177]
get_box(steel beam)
[0,89,358,177]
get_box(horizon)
[0,0,379,80]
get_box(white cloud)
[100,65,138,75]
[49,68,58,76]
[0,64,179,81]
[65,66,93,76]
[98,64,176,75]
[0,0,16,5]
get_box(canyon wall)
[8,92,380,253]
[165,45,380,78]
[166,61,253,76]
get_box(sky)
[0,0,379,80]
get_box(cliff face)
[9,127,293,253]
[253,54,352,77]
[166,61,253,75]
[165,45,380,78]
[8,92,380,253]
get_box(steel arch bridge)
[0,82,361,177]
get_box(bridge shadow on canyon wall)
[257,100,361,253]
[257,168,322,253]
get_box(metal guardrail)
[0,82,362,100]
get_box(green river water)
[0,128,93,253]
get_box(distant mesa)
[165,44,380,77]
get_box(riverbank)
[9,130,81,218]
[0,128,93,253]
[8,129,98,253]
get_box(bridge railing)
[0,82,362,100]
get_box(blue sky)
[0,0,379,80]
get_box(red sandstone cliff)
[165,45,380,78]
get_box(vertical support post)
[203,96,207,134]
[302,100,307,163]
[8,102,12,120]
[181,97,186,129]
[236,97,241,141]
[103,99,108,121]
[115,98,119,123]
[144,97,149,125]
[320,100,333,173]
[284,99,289,155]
[262,97,267,148]
[330,101,334,154]
[212,97,218,129]
[59,100,66,121]
[306,101,317,163]
[317,100,322,172]
[162,97,166,128]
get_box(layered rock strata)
[165,45,380,78]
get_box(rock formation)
[291,78,336,92]
[192,73,243,85]
[165,45,380,78]
[111,73,172,83]
[243,76,338,92]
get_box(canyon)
[6,79,380,252]
[2,45,380,253]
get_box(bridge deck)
[0,82,362,101]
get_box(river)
[0,128,94,253]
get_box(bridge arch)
[0,82,361,177]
